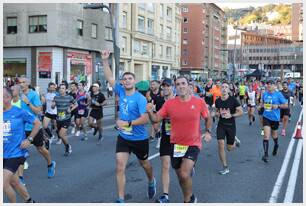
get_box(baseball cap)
[92,83,100,88]
[162,78,173,86]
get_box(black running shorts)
[44,112,57,120]
[89,109,103,120]
[56,119,71,131]
[171,145,200,170]
[263,116,279,130]
[160,135,172,157]
[4,156,26,174]
[25,128,45,147]
[280,108,290,118]
[217,123,236,145]
[116,135,149,160]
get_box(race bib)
[58,111,66,120]
[264,103,272,111]
[78,109,85,115]
[165,121,171,136]
[120,125,133,135]
[173,144,189,157]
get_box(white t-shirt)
[45,92,57,115]
[247,91,256,106]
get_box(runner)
[101,50,157,203]
[68,82,78,137]
[280,81,294,136]
[3,86,39,203]
[18,76,56,181]
[261,80,288,163]
[204,78,214,108]
[239,81,247,108]
[146,80,163,143]
[153,78,172,203]
[147,76,212,203]
[42,82,58,143]
[257,83,266,136]
[75,81,90,141]
[88,83,107,143]
[215,81,243,175]
[52,83,77,156]
[246,83,256,125]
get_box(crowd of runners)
[3,49,303,203]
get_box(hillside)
[224,4,292,25]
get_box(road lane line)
[283,138,303,203]
[268,110,303,203]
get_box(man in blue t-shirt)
[261,80,288,163]
[101,50,156,203]
[3,86,41,203]
[19,76,56,182]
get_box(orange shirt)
[209,85,222,104]
[158,96,209,149]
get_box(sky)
[216,3,277,9]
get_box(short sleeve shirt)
[262,91,287,121]
[114,82,148,141]
[21,89,41,131]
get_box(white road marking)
[283,138,303,203]
[148,152,160,160]
[268,111,303,203]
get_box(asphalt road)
[4,104,303,203]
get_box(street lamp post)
[83,3,120,81]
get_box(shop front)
[67,51,92,84]
[3,58,27,78]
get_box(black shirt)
[215,96,241,126]
[90,92,106,110]
[149,90,165,112]
[281,89,294,104]
[69,91,78,112]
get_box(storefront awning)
[4,58,26,64]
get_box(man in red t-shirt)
[147,76,212,203]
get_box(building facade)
[292,3,303,42]
[4,3,113,91]
[118,3,181,81]
[180,3,227,80]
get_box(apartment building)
[3,3,113,90]
[118,3,181,81]
[292,3,303,42]
[180,3,227,79]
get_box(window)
[91,24,97,38]
[134,40,141,54]
[183,39,188,44]
[142,43,148,55]
[147,19,154,35]
[105,27,113,41]
[147,3,154,12]
[183,49,187,56]
[166,7,172,20]
[166,27,172,40]
[183,60,187,65]
[183,17,188,23]
[29,15,47,33]
[160,4,164,17]
[159,45,163,57]
[122,11,127,29]
[121,36,127,53]
[152,44,156,57]
[183,28,188,33]
[160,24,163,38]
[166,47,172,58]
[138,16,145,32]
[7,17,17,34]
[76,20,83,36]
[182,7,188,12]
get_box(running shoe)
[48,161,56,178]
[261,155,269,163]
[253,116,255,122]
[281,129,286,136]
[249,121,252,126]
[24,161,29,170]
[156,195,170,203]
[148,178,157,199]
[272,144,279,156]
[219,166,230,175]
[25,198,35,203]
[187,194,197,203]
[64,144,72,156]
[115,198,125,203]
[234,136,241,148]
[56,138,62,145]
[75,131,80,137]
[71,126,76,134]
[19,176,26,186]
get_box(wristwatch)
[128,121,132,127]
[26,102,30,106]
[206,129,211,134]
[27,136,34,143]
